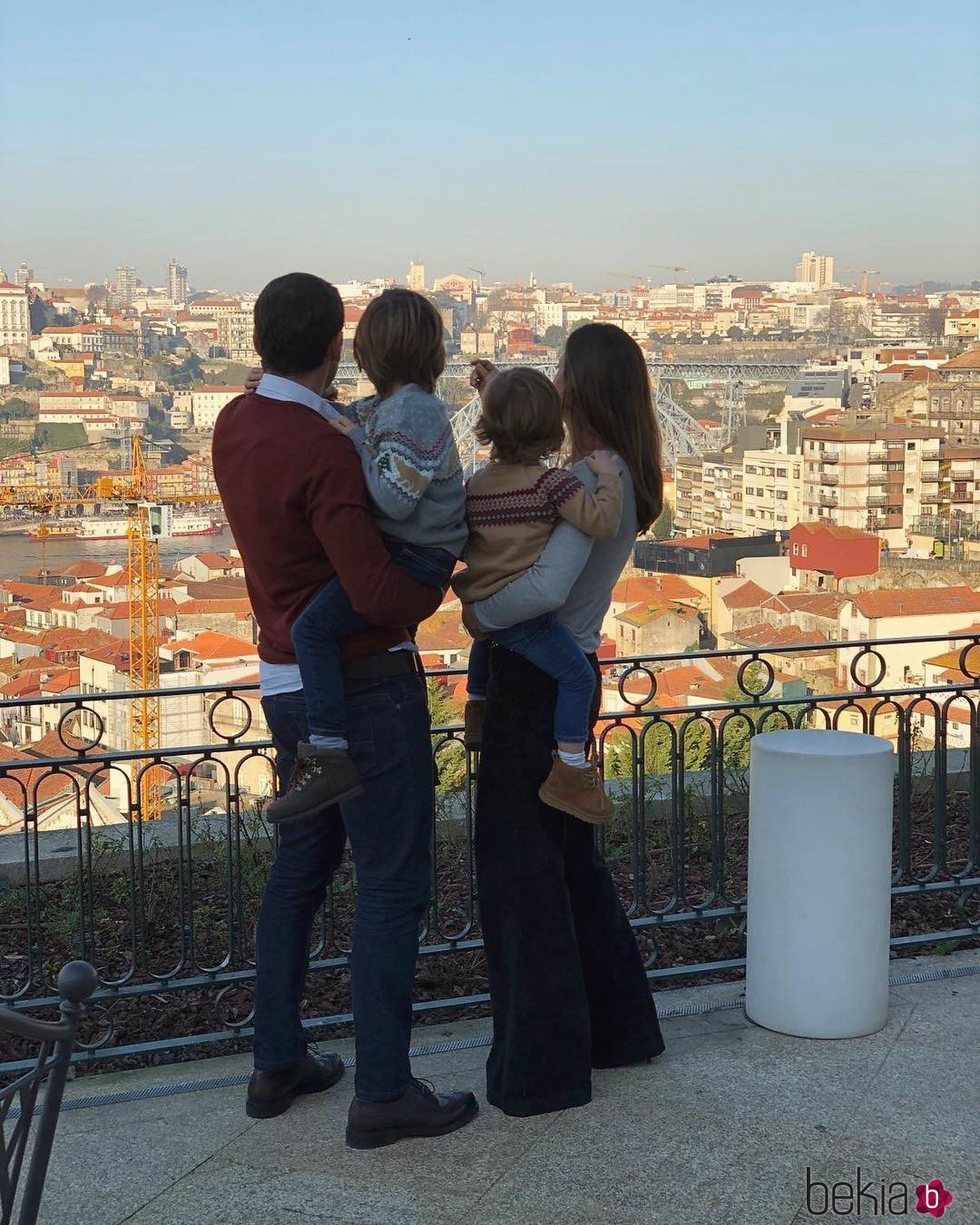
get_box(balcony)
[867,493,887,506]
[0,623,977,1225]
[818,492,838,507]
[867,449,890,463]
[820,452,840,464]
[1,642,975,1082]
[820,473,839,486]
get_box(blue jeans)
[256,671,433,1101]
[291,543,456,740]
[467,614,595,746]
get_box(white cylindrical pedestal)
[745,729,893,1039]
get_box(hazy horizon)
[3,0,979,292]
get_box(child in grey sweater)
[266,288,467,823]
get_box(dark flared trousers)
[475,649,665,1116]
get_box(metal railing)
[0,638,978,1071]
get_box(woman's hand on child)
[469,360,497,396]
[245,367,262,393]
[586,450,621,477]
[327,416,355,435]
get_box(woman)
[469,323,666,1117]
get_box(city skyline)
[2,1,979,290]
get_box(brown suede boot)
[463,700,486,751]
[538,753,614,824]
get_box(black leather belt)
[342,650,421,682]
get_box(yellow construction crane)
[608,265,689,289]
[845,268,881,295]
[1,435,222,820]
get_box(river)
[0,525,239,579]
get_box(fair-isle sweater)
[346,384,468,557]
[452,461,623,604]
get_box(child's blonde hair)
[353,288,446,396]
[476,368,564,464]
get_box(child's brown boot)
[463,700,485,751]
[538,753,614,824]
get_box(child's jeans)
[292,542,456,740]
[466,613,595,747]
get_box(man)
[212,272,477,1149]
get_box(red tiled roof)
[940,347,980,370]
[722,580,770,610]
[793,523,877,541]
[850,586,980,619]
[415,612,470,653]
[611,575,703,605]
[165,630,258,660]
[725,623,829,650]
[762,592,848,619]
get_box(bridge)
[334,358,804,471]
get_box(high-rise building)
[167,258,188,305]
[15,261,33,287]
[114,265,138,308]
[795,251,835,289]
[408,261,426,293]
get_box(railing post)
[745,729,893,1038]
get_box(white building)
[408,262,426,292]
[167,258,188,305]
[190,385,240,429]
[0,283,31,355]
[38,392,148,438]
[741,450,803,534]
[217,304,257,363]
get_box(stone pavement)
[36,950,979,1225]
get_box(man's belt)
[342,650,421,682]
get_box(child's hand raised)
[469,360,498,397]
[586,450,621,477]
[244,367,262,393]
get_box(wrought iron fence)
[0,636,978,1071]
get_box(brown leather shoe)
[346,1078,479,1149]
[463,700,485,751]
[246,1051,345,1119]
[538,753,614,824]
[265,743,364,824]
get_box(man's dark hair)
[253,273,344,375]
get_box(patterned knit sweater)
[452,461,623,604]
[346,384,468,557]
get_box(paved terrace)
[35,950,979,1225]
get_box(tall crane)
[608,265,688,289]
[845,268,881,295]
[1,435,222,821]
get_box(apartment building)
[926,380,980,447]
[38,392,149,438]
[741,450,802,534]
[189,385,241,429]
[795,252,835,289]
[800,425,943,548]
[673,454,743,535]
[216,304,257,363]
[0,283,31,354]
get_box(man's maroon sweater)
[212,391,442,665]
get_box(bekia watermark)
[805,1168,954,1217]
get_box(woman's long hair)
[560,323,664,532]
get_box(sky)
[2,0,979,293]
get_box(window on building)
[908,442,916,450]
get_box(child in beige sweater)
[453,367,621,824]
